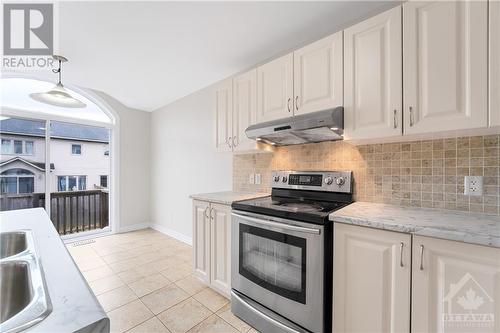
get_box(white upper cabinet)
[293,32,343,115]
[334,223,411,333]
[343,7,403,140]
[490,0,500,127]
[403,1,488,134]
[215,78,233,152]
[233,69,257,151]
[412,236,500,333]
[257,53,294,122]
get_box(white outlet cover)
[255,173,261,185]
[248,173,255,184]
[464,176,483,196]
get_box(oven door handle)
[231,213,321,235]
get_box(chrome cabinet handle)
[399,242,404,267]
[295,96,299,111]
[210,208,215,220]
[204,206,210,219]
[227,137,232,149]
[409,106,414,127]
[232,136,237,147]
[393,109,398,129]
[419,245,424,270]
[287,98,291,112]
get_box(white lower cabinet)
[334,224,500,333]
[333,223,411,333]
[412,235,500,333]
[192,200,231,297]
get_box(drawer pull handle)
[419,245,424,270]
[400,242,404,267]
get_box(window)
[72,144,82,155]
[57,175,87,191]
[0,139,35,155]
[25,141,34,155]
[0,168,35,194]
[100,175,108,188]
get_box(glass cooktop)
[232,195,350,224]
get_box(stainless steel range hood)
[245,107,344,146]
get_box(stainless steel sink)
[0,232,27,259]
[0,231,52,333]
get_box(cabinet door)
[403,1,488,134]
[293,31,343,115]
[233,69,257,151]
[490,0,500,127]
[192,200,210,283]
[215,78,233,152]
[210,203,231,297]
[343,6,402,140]
[412,236,500,333]
[334,223,411,333]
[257,53,294,122]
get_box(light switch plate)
[255,173,261,185]
[248,173,255,184]
[464,176,483,196]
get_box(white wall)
[94,91,151,232]
[150,84,233,242]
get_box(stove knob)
[282,176,288,183]
[336,177,345,186]
[324,177,333,185]
[273,176,280,182]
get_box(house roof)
[0,156,55,171]
[0,118,109,143]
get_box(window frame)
[100,175,108,188]
[71,144,82,155]
[0,174,35,194]
[0,138,35,155]
[57,175,87,192]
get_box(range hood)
[245,107,344,146]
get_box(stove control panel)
[271,170,352,193]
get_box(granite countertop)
[330,202,500,248]
[0,208,109,333]
[190,191,269,205]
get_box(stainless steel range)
[230,170,353,333]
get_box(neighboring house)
[0,118,110,195]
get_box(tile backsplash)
[233,135,500,215]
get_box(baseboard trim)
[118,222,151,233]
[151,223,192,246]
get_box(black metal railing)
[0,190,109,235]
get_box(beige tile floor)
[67,229,259,333]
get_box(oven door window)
[239,223,306,304]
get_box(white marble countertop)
[330,202,500,248]
[189,191,269,205]
[0,208,109,332]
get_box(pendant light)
[30,55,86,108]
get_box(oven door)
[231,210,325,333]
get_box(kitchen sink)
[0,231,52,333]
[0,232,28,259]
[0,262,32,323]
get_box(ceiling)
[32,1,398,111]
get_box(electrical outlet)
[248,173,255,184]
[464,176,483,196]
[255,173,261,185]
